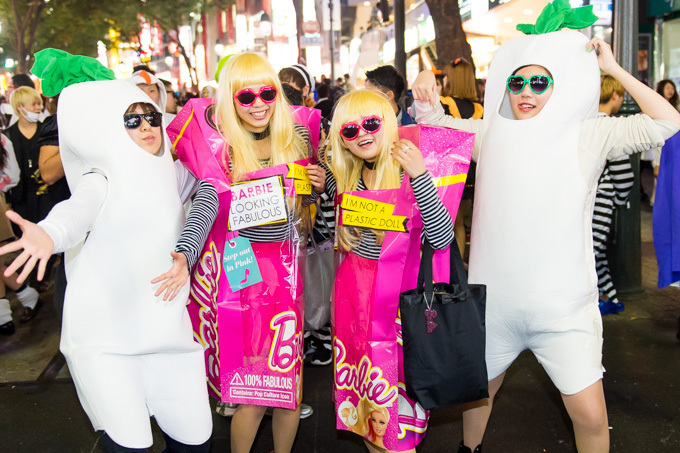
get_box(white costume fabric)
[414,30,680,395]
[39,80,211,448]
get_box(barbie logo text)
[268,311,301,373]
[334,339,398,406]
[190,242,221,384]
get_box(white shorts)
[485,301,604,395]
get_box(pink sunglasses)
[234,86,278,107]
[340,116,383,141]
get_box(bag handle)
[416,238,470,295]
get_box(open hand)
[0,210,54,284]
[151,251,189,301]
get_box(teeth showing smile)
[358,138,374,147]
[519,103,534,110]
[251,110,268,119]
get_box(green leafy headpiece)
[31,48,115,97]
[516,0,598,35]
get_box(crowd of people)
[1,4,680,453]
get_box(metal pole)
[609,0,644,295]
[329,0,335,81]
[394,0,406,78]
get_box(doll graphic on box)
[411,1,680,452]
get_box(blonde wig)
[325,89,401,251]
[215,53,307,182]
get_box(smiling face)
[508,65,554,120]
[341,116,385,162]
[234,83,276,133]
[370,410,387,437]
[125,104,162,155]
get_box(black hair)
[365,65,405,100]
[125,102,158,115]
[656,79,679,109]
[317,83,330,98]
[11,74,35,89]
[132,64,155,75]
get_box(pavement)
[1,208,679,452]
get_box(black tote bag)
[399,241,489,410]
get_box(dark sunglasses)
[123,112,163,129]
[234,86,278,107]
[340,116,383,141]
[506,75,554,95]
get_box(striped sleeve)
[410,172,454,250]
[175,180,219,269]
[608,156,635,206]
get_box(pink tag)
[425,308,438,333]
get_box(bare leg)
[271,405,301,453]
[363,439,415,453]
[561,380,609,453]
[460,372,506,449]
[230,404,267,453]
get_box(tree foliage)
[0,0,214,77]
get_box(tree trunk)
[292,0,306,64]
[11,0,46,73]
[425,0,472,69]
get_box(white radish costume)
[414,30,679,395]
[39,80,212,448]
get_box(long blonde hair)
[325,90,401,250]
[216,53,307,182]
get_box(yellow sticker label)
[294,180,312,195]
[432,173,468,187]
[286,163,309,180]
[339,194,396,216]
[341,210,408,232]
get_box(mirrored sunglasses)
[506,75,554,95]
[123,112,163,129]
[340,116,383,141]
[234,86,278,107]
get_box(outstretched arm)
[0,171,107,283]
[589,37,680,125]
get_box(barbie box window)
[229,176,287,230]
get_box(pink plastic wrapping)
[333,125,474,450]
[168,99,318,408]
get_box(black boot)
[0,321,15,335]
[458,440,482,453]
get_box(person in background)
[439,58,483,261]
[0,133,41,335]
[315,83,335,121]
[656,79,679,110]
[129,69,166,113]
[2,74,49,127]
[343,73,355,92]
[593,74,634,316]
[365,65,415,125]
[278,64,315,108]
[160,78,179,124]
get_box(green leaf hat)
[31,48,115,97]
[516,0,598,35]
